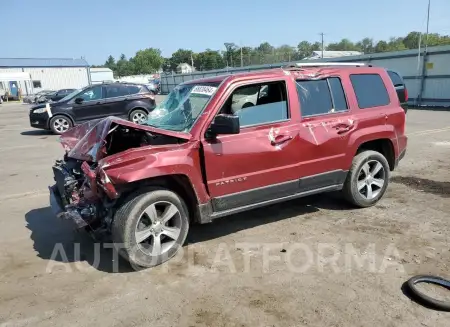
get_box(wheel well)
[128,107,148,119]
[48,113,74,128]
[356,139,395,170]
[117,174,200,223]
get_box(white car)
[231,85,268,112]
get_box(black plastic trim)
[209,170,348,215]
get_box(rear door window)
[349,74,390,109]
[127,85,141,95]
[296,77,348,117]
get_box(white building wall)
[23,67,89,92]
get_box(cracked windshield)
[146,83,219,131]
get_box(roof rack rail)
[283,62,368,68]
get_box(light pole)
[425,0,431,52]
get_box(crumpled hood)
[59,116,192,162]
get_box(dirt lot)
[0,102,449,327]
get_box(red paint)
[61,65,407,206]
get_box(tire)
[342,150,390,207]
[129,109,148,125]
[112,187,190,268]
[49,115,73,135]
[406,275,450,311]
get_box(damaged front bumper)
[49,185,88,228]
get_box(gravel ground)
[0,102,449,327]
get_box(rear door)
[103,84,131,117]
[201,78,304,212]
[294,76,357,183]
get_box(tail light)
[404,87,408,102]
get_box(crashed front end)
[48,116,190,238]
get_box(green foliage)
[102,31,450,76]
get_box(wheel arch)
[354,138,396,171]
[116,174,201,224]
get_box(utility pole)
[425,0,431,52]
[240,46,243,67]
[319,32,325,58]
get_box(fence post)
[417,50,428,107]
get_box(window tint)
[328,77,348,111]
[223,81,288,127]
[350,74,390,109]
[127,85,141,95]
[78,85,103,101]
[296,80,333,116]
[105,85,129,98]
[387,70,404,87]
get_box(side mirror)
[74,97,84,104]
[208,114,240,136]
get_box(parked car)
[29,82,156,134]
[48,63,407,268]
[22,90,54,104]
[36,88,77,103]
[387,69,408,113]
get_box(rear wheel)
[130,109,148,125]
[342,150,390,207]
[112,188,190,268]
[49,115,73,134]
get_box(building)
[0,57,90,96]
[305,50,363,59]
[176,63,195,74]
[90,67,114,84]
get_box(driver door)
[72,85,106,122]
[201,79,303,213]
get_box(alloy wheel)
[134,201,182,256]
[53,117,70,133]
[357,159,386,200]
[132,112,147,124]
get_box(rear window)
[349,74,390,109]
[387,70,404,87]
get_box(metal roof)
[0,57,89,68]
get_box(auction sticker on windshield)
[191,85,217,96]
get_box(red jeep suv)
[49,62,408,268]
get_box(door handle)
[336,125,354,134]
[271,135,293,146]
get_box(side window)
[127,85,141,95]
[33,80,42,88]
[328,77,348,112]
[350,74,390,109]
[387,70,404,87]
[224,81,288,127]
[78,86,103,101]
[105,85,129,98]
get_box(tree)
[356,37,374,54]
[374,40,389,53]
[403,32,422,49]
[387,37,406,51]
[327,38,358,51]
[132,48,163,74]
[170,49,195,70]
[104,55,116,71]
[195,49,225,71]
[115,54,134,77]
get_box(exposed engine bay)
[50,117,189,239]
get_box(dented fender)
[96,141,210,203]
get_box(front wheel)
[112,188,190,268]
[49,115,73,134]
[342,150,390,207]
